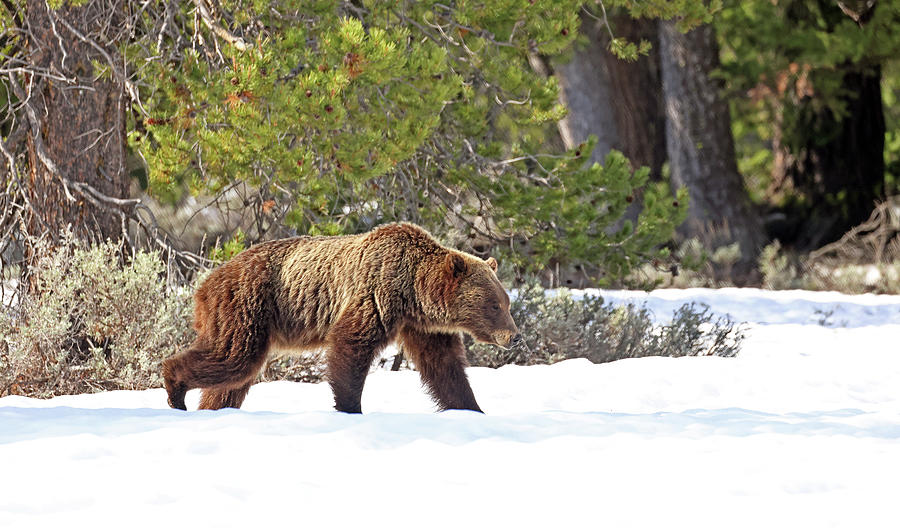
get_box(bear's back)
[192,224,444,347]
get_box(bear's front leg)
[327,344,384,413]
[326,304,387,413]
[398,327,483,413]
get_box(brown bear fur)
[162,222,519,414]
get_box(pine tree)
[718,0,898,249]
[131,1,708,281]
[2,1,715,283]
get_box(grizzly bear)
[163,222,520,414]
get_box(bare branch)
[582,2,615,43]
[192,0,249,51]
[7,73,77,203]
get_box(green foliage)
[139,13,453,197]
[491,146,687,281]
[131,0,696,281]
[134,2,578,220]
[607,37,653,61]
[0,236,194,397]
[579,0,720,62]
[209,229,247,264]
[759,241,800,290]
[717,0,900,202]
[466,282,744,367]
[884,62,900,194]
[718,0,900,113]
[46,0,90,9]
[602,0,720,31]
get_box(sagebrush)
[466,283,745,368]
[0,237,332,397]
[0,236,194,397]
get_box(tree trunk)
[552,13,618,166]
[23,0,128,242]
[659,21,765,283]
[553,13,666,177]
[596,16,666,179]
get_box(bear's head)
[441,252,521,348]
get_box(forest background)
[1,0,898,395]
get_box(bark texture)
[553,13,618,166]
[553,13,666,177]
[24,0,128,241]
[659,21,765,282]
[596,16,666,178]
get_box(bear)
[162,222,521,414]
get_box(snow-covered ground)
[2,288,900,527]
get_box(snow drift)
[1,287,899,527]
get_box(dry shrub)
[261,353,327,384]
[466,282,745,368]
[761,197,900,294]
[0,235,194,397]
[809,197,900,265]
[804,197,900,293]
[622,237,747,290]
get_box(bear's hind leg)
[162,345,207,410]
[163,331,269,411]
[399,327,482,413]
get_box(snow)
[0,279,17,309]
[2,288,900,527]
[585,286,900,326]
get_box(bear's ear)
[444,252,468,279]
[485,257,498,272]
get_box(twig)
[192,0,249,51]
[582,2,615,42]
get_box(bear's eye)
[491,302,500,312]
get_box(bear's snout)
[492,329,519,348]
